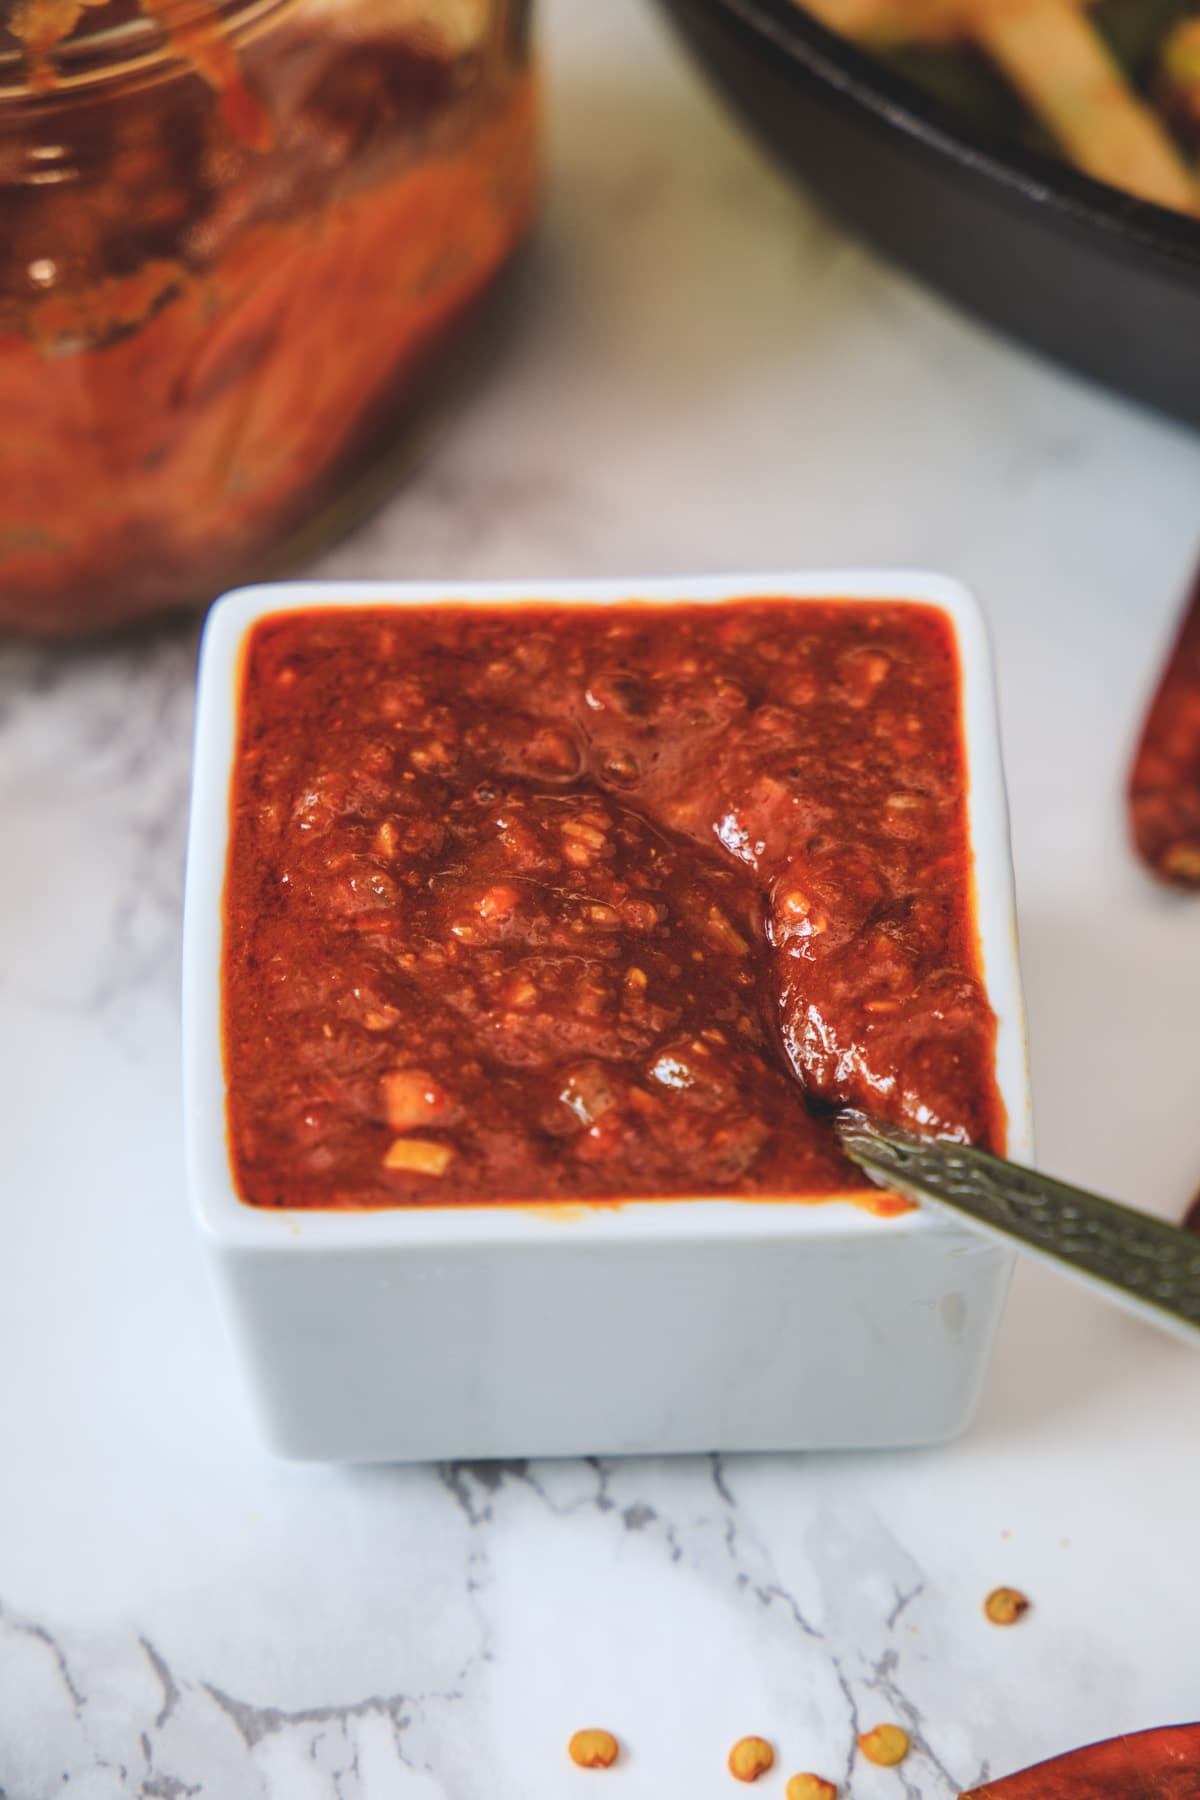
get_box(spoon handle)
[836,1111,1200,1347]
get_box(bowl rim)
[182,570,1033,1253]
[702,0,1200,275]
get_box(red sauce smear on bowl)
[222,600,1004,1208]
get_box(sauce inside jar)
[0,0,537,635]
[223,599,1004,1208]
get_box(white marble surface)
[3,0,1200,1793]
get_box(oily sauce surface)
[224,600,1003,1207]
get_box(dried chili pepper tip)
[984,1586,1030,1627]
[568,1729,619,1770]
[858,1724,910,1768]
[728,1737,775,1782]
[786,1774,838,1800]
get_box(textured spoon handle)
[836,1112,1200,1347]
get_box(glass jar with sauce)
[0,0,538,636]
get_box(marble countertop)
[4,0,1200,1793]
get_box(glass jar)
[0,0,538,635]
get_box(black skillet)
[655,0,1200,428]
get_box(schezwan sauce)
[223,600,1004,1208]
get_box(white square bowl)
[183,571,1032,1462]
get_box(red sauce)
[223,600,1003,1209]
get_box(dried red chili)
[858,1725,910,1768]
[1129,565,1200,887]
[983,1586,1030,1626]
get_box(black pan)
[656,0,1200,428]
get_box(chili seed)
[786,1776,837,1800]
[568,1729,618,1769]
[858,1724,909,1767]
[728,1737,774,1782]
[984,1586,1030,1626]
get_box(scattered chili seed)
[568,1729,619,1770]
[729,1737,775,1782]
[858,1724,910,1767]
[984,1586,1030,1626]
[786,1775,838,1800]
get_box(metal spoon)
[835,1111,1200,1348]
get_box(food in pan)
[729,1737,776,1781]
[796,0,1200,215]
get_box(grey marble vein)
[0,1458,990,1799]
